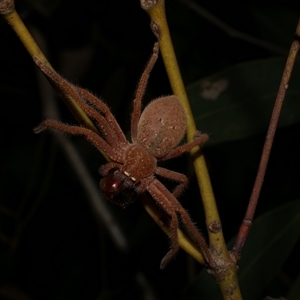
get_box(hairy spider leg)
[76,87,127,148]
[147,179,214,269]
[159,131,209,161]
[99,162,123,177]
[33,56,125,151]
[154,167,188,198]
[33,120,122,163]
[152,132,209,198]
[145,180,180,269]
[131,42,159,142]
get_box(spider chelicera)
[33,42,211,269]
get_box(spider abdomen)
[137,96,187,158]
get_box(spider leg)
[147,179,215,269]
[33,56,125,150]
[71,93,121,150]
[155,167,188,198]
[99,162,122,176]
[131,42,159,142]
[146,180,180,269]
[173,202,215,268]
[34,120,122,162]
[76,87,127,147]
[160,131,209,161]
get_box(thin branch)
[233,18,300,256]
[179,0,288,55]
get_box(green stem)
[141,1,242,299]
[144,0,225,252]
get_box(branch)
[233,18,300,256]
[141,1,242,299]
[141,0,225,259]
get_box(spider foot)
[193,131,209,144]
[33,55,42,67]
[153,42,159,56]
[32,56,51,76]
[160,248,178,270]
[33,123,47,134]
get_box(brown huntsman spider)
[34,43,211,269]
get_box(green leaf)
[187,58,300,146]
[184,201,300,300]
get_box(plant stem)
[141,1,242,299]
[233,18,300,256]
[142,0,222,253]
[142,0,225,255]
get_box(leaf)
[183,201,300,300]
[187,58,300,146]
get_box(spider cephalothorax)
[34,43,210,269]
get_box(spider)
[33,42,211,269]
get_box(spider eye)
[100,171,124,199]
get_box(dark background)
[1,0,300,299]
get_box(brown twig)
[232,18,300,257]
